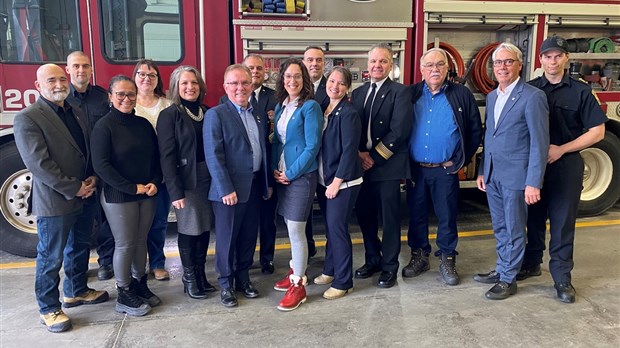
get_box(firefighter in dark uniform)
[520,36,608,303]
[65,51,113,281]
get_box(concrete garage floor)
[1,202,619,347]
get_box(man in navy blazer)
[13,64,109,333]
[219,54,279,274]
[204,64,272,308]
[475,43,550,300]
[351,43,413,288]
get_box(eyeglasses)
[113,91,137,101]
[136,71,158,80]
[284,74,303,81]
[225,81,252,87]
[492,59,517,67]
[422,61,447,70]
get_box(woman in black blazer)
[156,66,215,299]
[313,66,363,299]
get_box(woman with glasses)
[271,58,323,311]
[156,66,215,299]
[313,66,362,300]
[132,59,173,281]
[91,75,162,316]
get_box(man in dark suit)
[219,54,278,274]
[302,46,329,258]
[204,64,272,307]
[64,51,114,281]
[13,64,109,333]
[351,43,413,288]
[475,43,549,300]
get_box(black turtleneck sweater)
[180,98,208,163]
[91,107,162,203]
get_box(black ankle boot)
[179,246,207,299]
[133,275,161,307]
[116,283,150,316]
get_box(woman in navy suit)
[157,66,215,300]
[312,67,363,300]
[271,58,323,311]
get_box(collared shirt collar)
[40,96,69,113]
[497,77,520,96]
[229,100,253,114]
[539,72,570,88]
[423,81,448,96]
[69,83,92,98]
[371,76,389,90]
[313,79,321,92]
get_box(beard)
[46,89,69,102]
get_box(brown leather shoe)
[63,288,109,308]
[152,268,170,281]
[40,310,72,333]
[323,287,352,300]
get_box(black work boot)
[179,246,207,299]
[401,248,430,278]
[438,254,460,285]
[116,283,151,316]
[133,275,161,307]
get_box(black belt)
[418,161,453,168]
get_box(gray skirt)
[276,171,317,222]
[174,161,213,235]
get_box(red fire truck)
[1,0,619,257]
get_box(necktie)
[365,83,377,150]
[251,91,258,110]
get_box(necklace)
[184,106,204,122]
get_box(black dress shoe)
[354,264,381,279]
[97,265,114,281]
[202,280,217,293]
[516,265,542,281]
[473,270,500,284]
[485,281,517,300]
[220,288,238,307]
[235,281,259,298]
[261,261,275,275]
[377,271,397,288]
[554,282,576,303]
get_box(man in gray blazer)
[475,43,549,300]
[13,64,109,333]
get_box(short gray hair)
[492,42,523,63]
[420,48,448,67]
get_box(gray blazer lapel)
[36,99,83,154]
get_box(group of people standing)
[14,36,607,334]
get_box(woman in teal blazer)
[271,58,323,311]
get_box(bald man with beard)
[14,64,109,333]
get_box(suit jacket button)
[375,137,379,141]
[389,143,393,147]
[379,121,383,124]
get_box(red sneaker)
[274,268,294,291]
[277,281,306,311]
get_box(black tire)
[0,141,38,258]
[578,131,620,217]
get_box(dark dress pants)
[212,176,261,289]
[318,184,360,290]
[355,179,402,273]
[406,166,459,255]
[525,153,583,283]
[259,191,277,264]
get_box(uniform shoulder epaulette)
[572,76,590,86]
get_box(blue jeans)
[35,202,96,314]
[147,183,170,269]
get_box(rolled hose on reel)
[470,42,500,95]
[589,37,615,53]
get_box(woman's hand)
[144,183,158,196]
[273,170,290,185]
[325,182,341,199]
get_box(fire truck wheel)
[0,141,38,258]
[578,131,620,217]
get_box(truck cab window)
[100,0,181,62]
[0,0,80,62]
